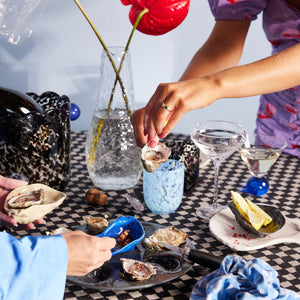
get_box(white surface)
[209,207,300,251]
[0,0,269,134]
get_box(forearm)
[181,20,251,80]
[209,43,300,101]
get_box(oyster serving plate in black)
[67,221,195,291]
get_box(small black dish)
[229,202,285,237]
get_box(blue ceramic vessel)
[97,215,145,256]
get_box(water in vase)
[86,109,142,190]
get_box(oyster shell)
[144,226,188,251]
[7,189,44,209]
[4,183,66,224]
[120,258,156,281]
[141,143,171,173]
[85,216,108,235]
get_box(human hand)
[0,175,45,229]
[141,78,215,147]
[130,107,159,148]
[62,230,116,276]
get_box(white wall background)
[0,0,271,135]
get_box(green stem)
[125,8,149,51]
[107,8,149,117]
[73,0,148,163]
[73,0,128,106]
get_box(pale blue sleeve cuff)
[0,232,68,300]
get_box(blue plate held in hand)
[97,215,145,256]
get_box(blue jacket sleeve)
[0,232,68,300]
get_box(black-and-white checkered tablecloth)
[9,131,300,299]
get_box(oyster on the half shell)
[141,143,171,173]
[4,183,66,224]
[120,258,156,281]
[144,226,188,251]
[7,189,44,209]
[85,216,108,235]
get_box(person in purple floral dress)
[130,0,300,158]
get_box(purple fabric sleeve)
[208,0,267,20]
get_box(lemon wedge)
[246,198,272,226]
[247,209,265,230]
[230,191,249,221]
[230,190,272,230]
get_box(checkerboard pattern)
[9,131,300,299]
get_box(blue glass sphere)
[245,176,269,196]
[70,103,80,121]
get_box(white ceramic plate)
[209,207,300,251]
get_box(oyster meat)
[144,226,188,251]
[120,258,156,281]
[85,216,108,235]
[141,143,171,173]
[4,183,66,224]
[7,189,44,209]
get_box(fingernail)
[150,140,156,148]
[158,133,165,139]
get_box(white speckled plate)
[209,207,300,251]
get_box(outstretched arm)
[131,19,251,147]
[181,19,251,80]
[0,231,115,299]
[139,20,300,145]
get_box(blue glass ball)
[245,176,269,196]
[70,103,80,121]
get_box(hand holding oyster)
[4,183,66,224]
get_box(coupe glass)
[191,120,246,219]
[239,133,287,196]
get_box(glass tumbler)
[143,159,184,214]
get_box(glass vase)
[86,47,142,190]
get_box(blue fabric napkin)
[190,255,300,300]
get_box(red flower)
[121,0,190,36]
